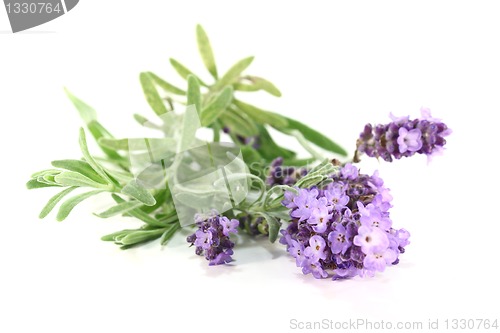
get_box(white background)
[1,1,499,332]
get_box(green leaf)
[39,187,77,219]
[213,56,254,90]
[233,99,288,128]
[121,179,156,206]
[276,117,348,156]
[140,72,169,116]
[196,24,218,79]
[240,146,263,165]
[65,89,122,160]
[282,157,316,167]
[180,105,201,151]
[101,229,134,242]
[95,200,144,218]
[234,76,282,97]
[119,228,165,246]
[160,223,181,246]
[54,171,111,189]
[187,75,202,115]
[257,212,281,243]
[200,86,233,126]
[111,194,166,227]
[31,169,60,179]
[220,108,259,137]
[51,159,107,185]
[37,172,63,186]
[64,88,97,124]
[86,121,123,161]
[255,124,295,160]
[147,72,186,95]
[56,190,104,221]
[169,58,208,87]
[26,178,61,189]
[79,128,114,184]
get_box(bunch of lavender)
[355,108,451,162]
[187,210,239,265]
[25,25,448,282]
[280,163,410,279]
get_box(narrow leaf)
[95,200,144,218]
[39,187,77,219]
[65,89,122,160]
[79,128,114,184]
[87,121,123,161]
[257,212,281,243]
[121,179,156,206]
[64,88,97,124]
[169,58,208,86]
[234,76,282,97]
[220,108,259,137]
[112,194,166,227]
[56,190,104,221]
[51,159,107,185]
[148,72,186,95]
[196,24,218,78]
[119,228,165,246]
[200,86,233,126]
[187,75,201,115]
[255,124,295,160]
[276,117,348,156]
[27,178,61,189]
[233,99,288,128]
[54,171,111,189]
[160,223,181,246]
[213,56,254,90]
[140,72,169,116]
[101,229,134,242]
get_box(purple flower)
[324,185,349,212]
[395,228,411,248]
[209,250,234,266]
[304,235,327,261]
[397,127,423,153]
[290,188,319,221]
[220,217,239,236]
[356,109,450,162]
[302,259,328,279]
[281,163,410,280]
[363,248,398,272]
[187,211,239,266]
[328,224,351,254]
[289,240,307,267]
[341,163,359,180]
[353,226,390,254]
[194,230,212,250]
[307,203,332,233]
[357,202,392,230]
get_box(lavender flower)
[355,108,451,162]
[280,163,410,280]
[266,157,308,187]
[187,210,239,265]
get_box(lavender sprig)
[355,108,451,162]
[187,210,239,265]
[280,163,410,280]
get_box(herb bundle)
[27,25,449,280]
